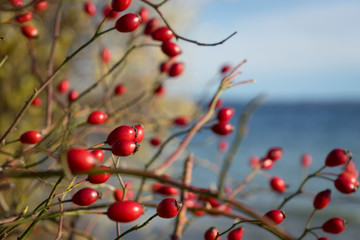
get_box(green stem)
[115,213,158,240]
[277,165,327,209]
[18,175,64,240]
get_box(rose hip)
[87,166,111,184]
[133,125,145,143]
[20,130,42,144]
[144,18,160,35]
[16,12,33,23]
[21,25,38,39]
[114,84,126,95]
[152,27,174,42]
[211,121,234,136]
[111,139,137,156]
[84,1,96,16]
[107,201,143,222]
[313,189,331,210]
[325,148,349,167]
[161,41,182,57]
[227,227,244,240]
[270,176,287,193]
[112,0,132,12]
[322,217,346,234]
[115,13,140,33]
[107,125,136,146]
[87,110,107,125]
[72,188,98,206]
[67,147,96,173]
[138,7,149,23]
[204,227,220,240]
[100,47,112,63]
[157,198,182,218]
[217,107,234,121]
[168,62,184,77]
[263,209,286,224]
[267,147,283,161]
[34,1,48,12]
[57,78,70,93]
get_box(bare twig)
[141,0,237,46]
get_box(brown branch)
[46,0,64,130]
[171,154,194,240]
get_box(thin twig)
[141,0,237,46]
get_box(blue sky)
[166,0,360,102]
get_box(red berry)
[107,125,136,146]
[84,1,97,17]
[34,1,48,12]
[270,176,287,193]
[68,90,79,103]
[115,13,140,32]
[227,227,244,240]
[138,7,148,23]
[144,18,160,35]
[114,188,133,201]
[16,11,33,23]
[87,110,107,125]
[325,148,349,167]
[160,61,171,73]
[57,78,70,94]
[152,27,174,42]
[211,98,224,109]
[263,210,286,224]
[191,202,206,216]
[21,25,38,39]
[168,62,184,77]
[161,41,182,57]
[91,149,105,163]
[154,85,166,97]
[152,183,163,192]
[111,0,131,12]
[103,5,119,19]
[133,125,145,143]
[313,189,331,210]
[260,157,274,170]
[322,217,346,234]
[114,84,126,95]
[72,188,98,206]
[301,153,312,168]
[344,161,359,178]
[334,175,357,194]
[249,156,260,168]
[111,139,137,156]
[150,136,161,146]
[204,227,220,240]
[157,198,182,218]
[9,0,23,7]
[338,171,359,186]
[267,147,283,161]
[31,96,42,107]
[107,201,143,222]
[20,130,42,144]
[87,166,111,184]
[211,121,234,136]
[67,147,96,173]
[174,116,190,126]
[221,64,232,74]
[318,238,330,240]
[156,185,179,196]
[100,47,112,63]
[218,140,229,152]
[217,107,234,121]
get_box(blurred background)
[1,0,360,239]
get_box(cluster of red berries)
[211,107,235,135]
[10,0,48,39]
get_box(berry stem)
[115,213,159,240]
[112,155,127,201]
[298,209,316,240]
[277,165,327,209]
